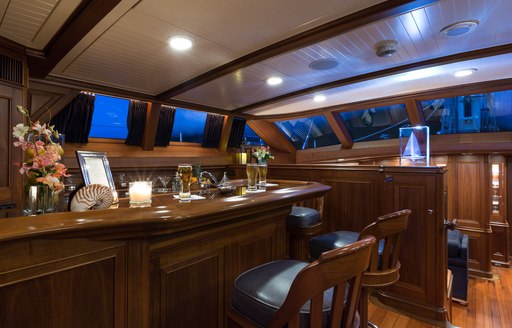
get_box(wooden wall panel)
[321,177,378,233]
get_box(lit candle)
[129,181,152,204]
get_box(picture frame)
[76,150,118,202]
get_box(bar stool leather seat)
[228,237,376,328]
[287,206,320,228]
[231,260,332,327]
[309,231,384,262]
[287,206,322,261]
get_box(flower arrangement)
[12,105,69,191]
[252,146,274,162]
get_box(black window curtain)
[227,118,246,148]
[50,92,96,144]
[125,100,148,146]
[154,106,176,146]
[201,113,224,148]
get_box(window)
[339,104,409,142]
[242,125,266,146]
[275,115,339,150]
[89,94,129,139]
[421,90,512,134]
[170,108,207,143]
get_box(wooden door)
[0,83,23,210]
[379,168,447,322]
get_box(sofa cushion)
[287,206,320,228]
[231,259,335,327]
[447,229,463,258]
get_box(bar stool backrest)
[358,209,411,273]
[269,236,376,328]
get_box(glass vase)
[24,184,55,215]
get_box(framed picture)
[76,151,118,202]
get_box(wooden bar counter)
[0,180,330,328]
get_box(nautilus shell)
[70,184,114,212]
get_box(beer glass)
[177,164,192,198]
[257,163,268,190]
[246,163,258,191]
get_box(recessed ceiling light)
[440,20,479,37]
[168,35,193,50]
[309,58,338,70]
[313,95,326,102]
[266,77,283,86]
[454,68,477,77]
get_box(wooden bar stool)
[227,236,376,328]
[309,209,411,328]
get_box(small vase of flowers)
[252,146,274,164]
[12,105,69,214]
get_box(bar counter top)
[0,179,330,243]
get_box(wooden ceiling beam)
[28,0,122,78]
[156,0,438,101]
[323,112,354,149]
[234,43,512,115]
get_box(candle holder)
[129,181,152,206]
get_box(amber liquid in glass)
[246,164,258,191]
[258,164,267,185]
[178,164,192,198]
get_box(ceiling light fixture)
[440,20,479,37]
[266,77,283,86]
[454,68,477,77]
[374,40,398,57]
[168,35,193,50]
[309,58,338,71]
[313,95,326,102]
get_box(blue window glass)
[275,115,339,150]
[89,94,129,139]
[170,108,207,143]
[421,90,512,134]
[339,104,409,142]
[242,125,266,146]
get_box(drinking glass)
[178,164,193,198]
[257,163,268,190]
[158,175,171,193]
[246,163,258,191]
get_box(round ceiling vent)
[440,20,479,37]
[374,40,398,57]
[309,58,339,70]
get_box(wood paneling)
[447,155,492,277]
[241,164,447,322]
[0,239,127,328]
[378,168,447,322]
[0,82,23,209]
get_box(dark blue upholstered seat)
[309,231,384,261]
[447,229,468,302]
[287,206,320,228]
[231,260,335,327]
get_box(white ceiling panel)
[246,53,512,116]
[0,0,81,49]
[173,0,512,111]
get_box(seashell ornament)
[70,184,114,212]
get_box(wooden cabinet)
[489,156,509,267]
